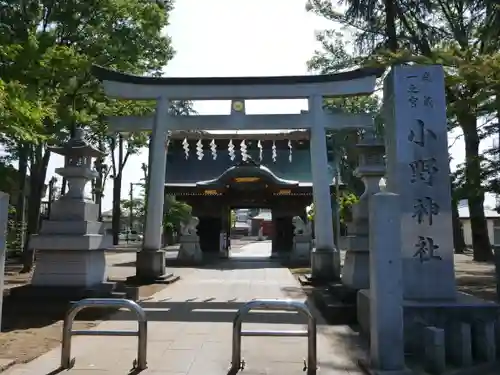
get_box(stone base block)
[328,281,359,304]
[290,238,311,265]
[30,233,112,251]
[135,250,167,281]
[177,241,203,264]
[346,234,369,250]
[358,359,413,375]
[40,220,105,235]
[311,287,357,325]
[310,247,339,282]
[342,249,369,290]
[50,200,99,221]
[357,290,500,358]
[31,249,106,288]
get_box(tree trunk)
[461,114,492,261]
[452,197,466,254]
[112,174,122,245]
[384,0,398,51]
[22,147,51,272]
[96,139,106,221]
[111,136,124,245]
[15,144,28,253]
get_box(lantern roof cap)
[48,128,104,158]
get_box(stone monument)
[358,65,500,369]
[177,216,202,263]
[342,129,385,290]
[30,128,112,290]
[291,216,313,263]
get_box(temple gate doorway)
[164,155,314,258]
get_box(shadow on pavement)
[109,300,322,324]
[115,258,287,270]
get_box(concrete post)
[366,190,409,374]
[308,95,338,281]
[424,327,446,374]
[137,97,169,280]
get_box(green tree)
[0,78,52,142]
[307,0,500,261]
[0,0,182,270]
[164,195,192,232]
[138,161,192,242]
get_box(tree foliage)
[120,192,192,231]
[307,191,359,223]
[307,0,500,261]
[0,0,185,270]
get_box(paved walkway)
[229,240,272,258]
[4,243,366,375]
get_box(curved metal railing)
[231,299,317,374]
[60,298,148,370]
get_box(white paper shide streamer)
[228,139,235,161]
[272,140,277,162]
[210,139,217,160]
[182,138,189,159]
[257,140,263,162]
[196,139,204,160]
[288,140,292,162]
[240,140,248,161]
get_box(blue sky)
[44,0,491,211]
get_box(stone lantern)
[341,128,386,291]
[30,128,112,293]
[53,128,103,201]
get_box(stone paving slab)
[3,243,366,375]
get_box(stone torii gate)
[92,66,384,281]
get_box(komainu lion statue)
[180,216,199,236]
[292,216,312,236]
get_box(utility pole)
[129,182,134,232]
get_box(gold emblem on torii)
[231,100,245,112]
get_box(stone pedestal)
[136,250,166,279]
[177,217,202,264]
[310,247,336,281]
[29,130,112,290]
[258,227,264,241]
[342,129,385,290]
[178,235,202,263]
[31,200,112,289]
[290,216,312,264]
[291,235,312,264]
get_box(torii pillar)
[136,97,170,281]
[308,96,340,281]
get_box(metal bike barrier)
[231,299,317,374]
[60,298,148,370]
